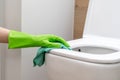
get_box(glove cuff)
[8,30,35,48]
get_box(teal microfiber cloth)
[33,44,71,67]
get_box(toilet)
[45,0,120,80]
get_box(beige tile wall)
[74,0,89,39]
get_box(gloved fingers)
[36,34,70,48]
[42,40,61,48]
[53,36,70,47]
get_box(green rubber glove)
[8,30,70,48]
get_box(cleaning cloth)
[33,44,71,67]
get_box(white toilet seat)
[50,35,120,64]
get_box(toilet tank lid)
[84,0,120,39]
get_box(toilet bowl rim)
[50,42,120,64]
[50,49,120,64]
[48,35,120,64]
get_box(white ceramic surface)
[46,35,120,80]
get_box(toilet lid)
[84,0,120,39]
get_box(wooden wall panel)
[74,0,89,39]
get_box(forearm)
[0,27,10,43]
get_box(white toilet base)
[46,53,120,80]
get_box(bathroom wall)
[84,0,120,39]
[4,0,21,80]
[0,0,5,80]
[21,0,74,80]
[0,0,3,79]
[0,0,4,26]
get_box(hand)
[34,34,70,48]
[8,30,70,48]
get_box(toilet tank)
[84,0,120,39]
